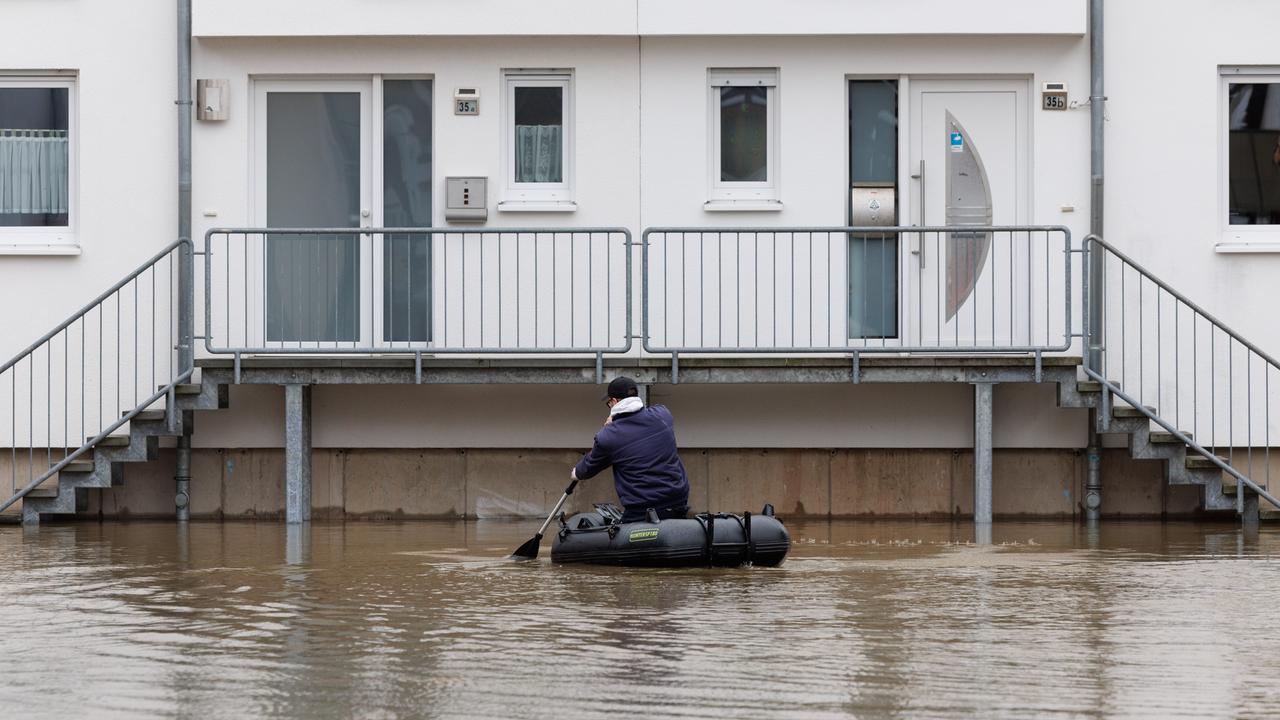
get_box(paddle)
[510,479,578,560]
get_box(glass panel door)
[254,81,372,347]
[379,79,433,345]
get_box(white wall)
[13,1,1280,454]
[0,2,177,359]
[192,0,1085,39]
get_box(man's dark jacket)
[573,404,689,512]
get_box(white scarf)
[610,396,645,417]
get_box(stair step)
[25,485,59,499]
[126,410,168,422]
[1186,455,1229,470]
[58,460,94,474]
[1113,405,1156,419]
[1077,380,1121,393]
[91,435,130,448]
[1150,431,1193,444]
[172,384,201,396]
[1261,509,1280,522]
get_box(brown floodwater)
[1,520,1278,719]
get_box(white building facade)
[2,1,1279,520]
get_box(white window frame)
[0,75,78,255]
[1218,66,1280,253]
[498,70,575,212]
[707,68,781,211]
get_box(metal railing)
[203,228,633,365]
[0,239,193,514]
[642,226,1073,356]
[1085,235,1280,512]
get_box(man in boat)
[571,376,690,523]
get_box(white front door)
[252,80,374,348]
[907,79,1029,348]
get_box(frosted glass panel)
[720,86,768,182]
[382,80,432,343]
[266,92,361,343]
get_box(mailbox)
[850,186,896,227]
[445,177,487,222]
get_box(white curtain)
[0,129,69,214]
[514,125,562,183]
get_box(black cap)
[603,376,639,400]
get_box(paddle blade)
[509,533,543,561]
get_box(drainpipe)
[175,0,194,521]
[1084,0,1105,523]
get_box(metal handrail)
[642,225,1073,355]
[1085,234,1280,513]
[1,239,192,514]
[1085,234,1280,370]
[0,239,190,376]
[203,227,633,356]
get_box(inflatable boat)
[551,503,790,567]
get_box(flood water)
[1,520,1278,719]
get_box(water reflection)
[0,520,1277,719]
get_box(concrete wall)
[66,446,1208,522]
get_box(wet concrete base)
[15,446,1209,521]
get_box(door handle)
[909,160,926,268]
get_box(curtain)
[514,125,562,183]
[0,130,69,214]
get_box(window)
[0,77,75,252]
[1221,69,1280,250]
[848,79,899,339]
[501,71,573,209]
[708,68,779,209]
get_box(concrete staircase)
[1058,379,1272,521]
[20,380,227,524]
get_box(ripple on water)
[0,520,1278,719]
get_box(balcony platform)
[195,354,1081,386]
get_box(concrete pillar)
[284,384,312,524]
[1242,491,1260,533]
[973,382,995,526]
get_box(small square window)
[500,71,574,210]
[0,77,76,252]
[708,69,779,208]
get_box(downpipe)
[1085,418,1101,523]
[175,0,194,520]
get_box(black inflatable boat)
[551,503,790,567]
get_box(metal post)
[175,411,192,521]
[973,383,995,526]
[174,0,194,519]
[284,385,312,524]
[1085,415,1102,523]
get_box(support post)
[1242,490,1260,532]
[175,411,192,521]
[973,382,995,526]
[284,384,312,524]
[1085,414,1102,523]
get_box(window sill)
[1215,241,1280,254]
[496,200,578,213]
[0,243,81,256]
[703,200,784,212]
